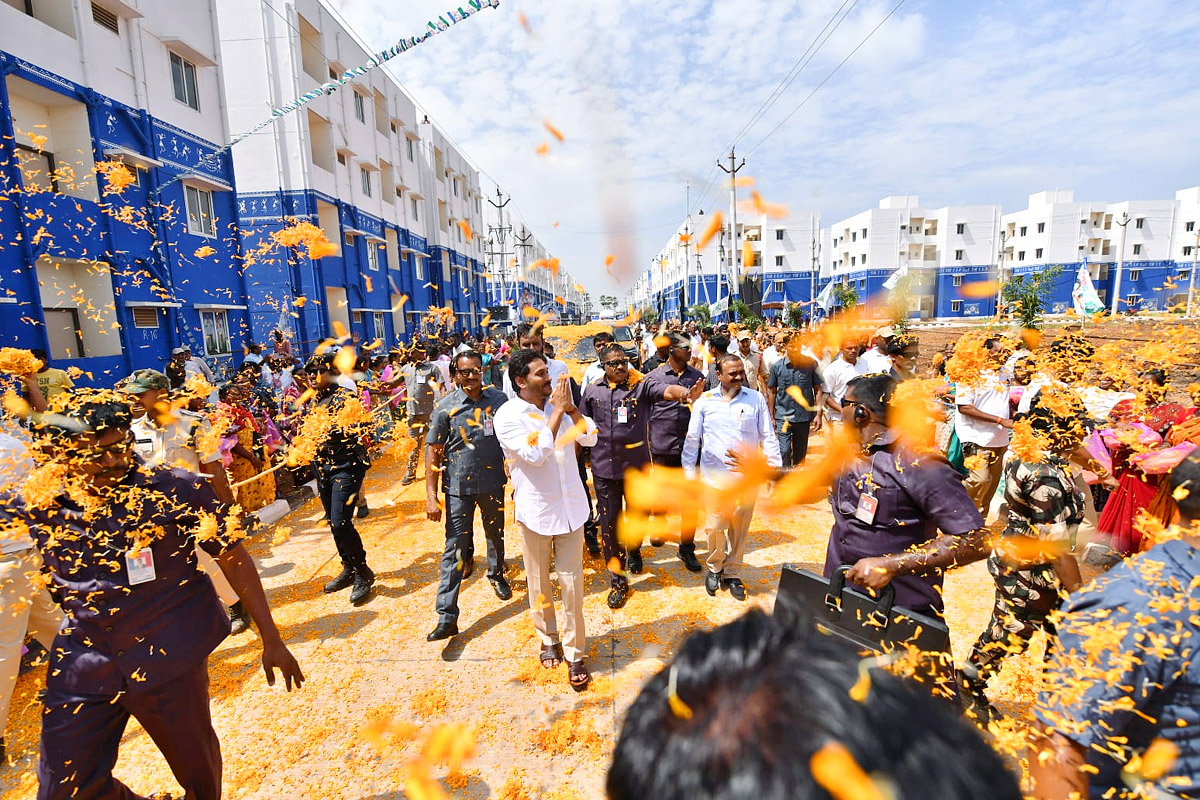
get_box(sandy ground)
[1,436,1045,799]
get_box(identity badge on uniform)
[125,549,157,585]
[854,492,878,525]
[617,406,629,424]
[483,417,494,436]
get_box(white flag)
[882,263,909,291]
[1072,264,1104,316]
[816,281,835,313]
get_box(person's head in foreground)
[34,390,136,492]
[608,609,1021,800]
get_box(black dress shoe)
[461,557,475,581]
[356,503,370,518]
[489,575,512,600]
[607,586,628,609]
[584,531,601,556]
[627,549,643,574]
[649,537,666,547]
[705,570,723,596]
[323,566,355,593]
[349,565,375,605]
[427,621,459,641]
[724,577,747,601]
[678,548,702,572]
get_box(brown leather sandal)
[540,642,564,669]
[568,659,591,691]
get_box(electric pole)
[486,186,512,307]
[514,225,534,309]
[717,148,745,314]
[1188,229,1199,318]
[810,214,820,327]
[1110,212,1130,317]
[683,183,691,318]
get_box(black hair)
[217,382,239,402]
[709,335,731,354]
[305,353,334,373]
[983,337,1001,350]
[31,348,47,361]
[715,353,744,374]
[1169,454,1200,521]
[886,334,919,356]
[452,350,483,373]
[507,348,546,394]
[599,343,628,362]
[1025,388,1088,453]
[702,326,713,337]
[515,322,540,342]
[37,390,133,441]
[607,609,1021,800]
[593,331,616,346]
[666,331,690,349]
[844,373,896,416]
[1141,368,1168,387]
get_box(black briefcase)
[777,564,953,656]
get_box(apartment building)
[1000,190,1178,313]
[214,0,489,351]
[1173,187,1200,312]
[826,197,1003,319]
[0,0,248,381]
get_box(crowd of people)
[0,311,1199,799]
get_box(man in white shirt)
[859,326,896,374]
[762,331,788,373]
[735,332,767,393]
[582,330,616,387]
[494,349,599,691]
[0,426,62,760]
[822,338,868,424]
[504,322,571,398]
[954,358,1014,516]
[682,354,783,601]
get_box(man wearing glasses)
[581,344,703,608]
[424,351,511,641]
[643,332,707,572]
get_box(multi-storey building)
[0,0,248,382]
[1172,187,1200,313]
[1000,190,1178,313]
[826,196,1003,319]
[214,0,489,351]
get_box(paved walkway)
[2,448,1018,799]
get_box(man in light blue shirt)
[682,353,782,600]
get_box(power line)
[744,0,910,157]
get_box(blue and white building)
[481,204,582,325]
[0,0,250,384]
[214,0,489,351]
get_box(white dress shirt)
[582,360,605,387]
[859,347,893,374]
[955,371,1012,448]
[681,387,782,488]
[503,357,571,399]
[495,396,598,536]
[821,356,869,421]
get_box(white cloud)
[325,0,1200,298]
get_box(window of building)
[862,228,868,239]
[131,306,158,328]
[955,249,964,261]
[91,2,119,34]
[329,66,338,80]
[1130,269,1142,281]
[352,310,363,325]
[200,310,231,356]
[850,256,856,266]
[170,52,199,111]
[406,137,415,162]
[1179,269,1191,282]
[772,280,784,293]
[956,223,965,235]
[775,229,784,240]
[1185,246,1194,257]
[1126,294,1141,307]
[1019,226,1027,236]
[410,197,419,221]
[1187,221,1195,232]
[297,14,324,81]
[1132,243,1142,256]
[366,243,380,271]
[307,110,334,172]
[184,185,214,237]
[851,231,857,242]
[360,167,372,197]
[861,254,867,266]
[352,92,366,123]
[1035,248,1043,258]
[1135,217,1144,229]
[952,275,963,287]
[951,300,962,312]
[373,312,386,343]
[1018,250,1026,261]
[390,121,398,134]
[452,179,459,197]
[14,142,57,193]
[770,255,782,267]
[1037,222,1045,233]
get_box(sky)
[326,0,1200,299]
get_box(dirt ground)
[1,436,1035,799]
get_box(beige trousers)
[1,549,63,730]
[196,545,240,607]
[703,493,758,579]
[963,444,1007,517]
[518,523,586,663]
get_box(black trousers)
[435,490,506,623]
[317,463,368,568]
[776,419,812,468]
[38,660,220,800]
[594,475,638,589]
[649,452,697,549]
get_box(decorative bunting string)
[156,0,502,195]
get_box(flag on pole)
[816,281,835,313]
[882,263,909,291]
[1072,264,1104,316]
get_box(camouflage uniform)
[963,455,1085,685]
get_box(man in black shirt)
[307,354,376,605]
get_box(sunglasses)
[456,368,482,377]
[73,431,135,460]
[603,359,629,368]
